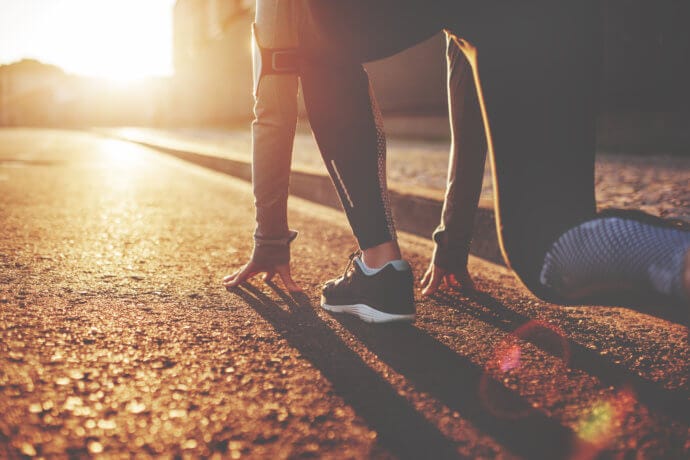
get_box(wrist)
[252,230,298,266]
[432,229,470,272]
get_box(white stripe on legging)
[331,160,355,208]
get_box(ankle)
[361,241,402,269]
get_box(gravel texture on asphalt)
[0,129,688,459]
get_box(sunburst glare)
[0,0,175,81]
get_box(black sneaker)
[321,252,415,323]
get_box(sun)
[18,0,175,81]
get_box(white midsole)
[321,300,415,323]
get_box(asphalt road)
[0,129,688,459]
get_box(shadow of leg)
[434,288,690,425]
[333,315,579,460]
[230,284,463,459]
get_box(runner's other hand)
[420,263,474,297]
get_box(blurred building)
[0,58,172,127]
[171,0,254,125]
[0,59,68,126]
[173,1,689,150]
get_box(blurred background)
[1,0,689,153]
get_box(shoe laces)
[341,250,362,281]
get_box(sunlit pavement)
[0,128,688,459]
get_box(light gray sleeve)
[251,73,299,265]
[251,0,300,266]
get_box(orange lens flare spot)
[479,320,571,420]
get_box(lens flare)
[576,388,636,447]
[498,344,521,372]
[577,400,615,444]
[479,320,570,419]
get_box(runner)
[226,1,690,322]
[224,0,417,323]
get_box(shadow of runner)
[230,284,463,460]
[434,289,690,425]
[332,315,582,460]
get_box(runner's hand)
[223,260,302,292]
[420,263,474,297]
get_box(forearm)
[252,74,297,229]
[251,0,300,265]
[432,36,487,271]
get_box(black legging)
[299,1,601,297]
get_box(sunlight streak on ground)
[100,139,146,170]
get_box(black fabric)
[302,1,601,297]
[301,60,395,249]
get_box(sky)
[0,0,177,80]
